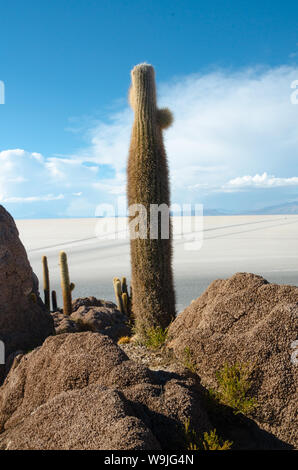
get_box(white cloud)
[74,65,298,205]
[2,65,298,216]
[1,194,64,203]
[225,172,298,190]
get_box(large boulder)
[0,332,211,450]
[52,297,130,339]
[0,206,54,371]
[167,273,298,448]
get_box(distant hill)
[203,208,235,216]
[203,201,298,216]
[242,201,298,215]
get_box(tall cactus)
[127,63,176,337]
[42,255,50,310]
[59,251,72,316]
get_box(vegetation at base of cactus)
[143,326,168,350]
[29,292,37,303]
[209,362,257,416]
[59,251,72,316]
[184,419,233,451]
[42,255,50,310]
[127,63,176,338]
[51,290,58,311]
[117,336,131,345]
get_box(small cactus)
[122,292,128,315]
[113,277,124,313]
[113,276,133,316]
[59,251,72,316]
[51,290,58,311]
[42,255,50,310]
[121,277,128,296]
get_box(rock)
[167,272,298,448]
[0,332,211,450]
[52,297,130,339]
[70,306,130,339]
[0,205,54,373]
[51,311,79,335]
[72,296,117,311]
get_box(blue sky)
[1,0,298,217]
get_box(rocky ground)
[0,203,297,450]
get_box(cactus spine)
[59,251,72,316]
[127,63,176,337]
[42,255,50,310]
[51,290,58,311]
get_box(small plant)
[210,362,257,415]
[117,336,131,345]
[184,419,232,451]
[183,346,197,373]
[202,430,233,450]
[144,326,168,350]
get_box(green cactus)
[127,63,176,337]
[42,255,50,310]
[121,276,128,296]
[122,292,128,315]
[59,251,72,316]
[51,290,58,311]
[113,277,124,313]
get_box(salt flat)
[16,215,298,312]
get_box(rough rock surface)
[0,205,54,367]
[0,332,211,450]
[51,311,79,334]
[52,297,130,339]
[72,296,117,311]
[167,272,298,447]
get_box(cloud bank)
[1,65,298,217]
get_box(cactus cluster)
[40,251,75,315]
[37,64,176,341]
[113,276,131,316]
[127,63,176,337]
